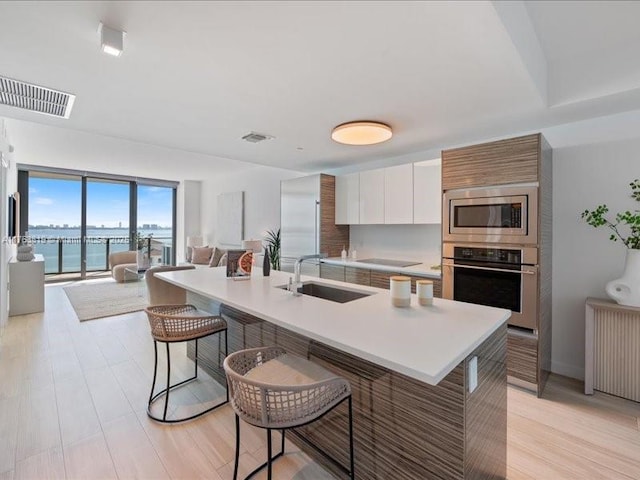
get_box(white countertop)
[157,267,509,386]
[321,257,442,278]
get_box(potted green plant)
[581,179,640,306]
[264,228,281,271]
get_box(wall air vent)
[241,132,274,143]
[0,76,76,119]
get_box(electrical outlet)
[468,356,478,393]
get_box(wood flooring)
[0,282,638,479]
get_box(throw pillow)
[192,246,213,264]
[208,247,227,267]
[186,245,207,263]
[217,253,228,267]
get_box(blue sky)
[28,178,173,228]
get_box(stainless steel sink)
[277,281,373,303]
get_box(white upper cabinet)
[334,160,441,225]
[413,159,441,224]
[384,164,413,224]
[335,173,360,225]
[359,168,385,224]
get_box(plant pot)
[137,249,150,269]
[606,249,640,307]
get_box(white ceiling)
[1,1,640,173]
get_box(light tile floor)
[0,282,639,479]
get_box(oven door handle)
[442,261,537,275]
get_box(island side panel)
[464,323,507,479]
[189,298,506,480]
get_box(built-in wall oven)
[443,185,538,245]
[442,243,538,330]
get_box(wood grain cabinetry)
[319,175,350,258]
[441,133,552,396]
[345,266,370,286]
[322,263,442,297]
[370,269,442,296]
[507,329,538,385]
[442,134,539,190]
[319,263,345,282]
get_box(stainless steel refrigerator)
[280,175,321,277]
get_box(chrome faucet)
[294,253,326,286]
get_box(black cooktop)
[357,258,421,268]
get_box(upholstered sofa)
[145,265,196,305]
[109,251,137,283]
[186,246,228,268]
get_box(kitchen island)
[157,267,509,479]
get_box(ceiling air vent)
[0,76,76,119]
[241,132,274,143]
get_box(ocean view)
[27,227,173,274]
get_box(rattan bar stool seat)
[145,304,228,423]
[224,346,354,479]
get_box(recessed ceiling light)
[99,23,125,57]
[331,121,392,146]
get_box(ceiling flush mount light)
[331,121,392,146]
[99,23,125,57]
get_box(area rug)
[64,280,147,321]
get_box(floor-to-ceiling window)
[18,166,177,280]
[86,178,131,272]
[27,172,82,274]
[137,184,176,266]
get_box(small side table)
[9,254,45,316]
[585,297,640,402]
[125,266,149,296]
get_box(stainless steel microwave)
[443,185,538,244]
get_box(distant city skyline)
[29,178,173,228]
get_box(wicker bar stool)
[224,346,354,480]
[145,304,228,423]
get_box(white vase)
[606,249,640,307]
[137,249,150,269]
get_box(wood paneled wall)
[442,134,540,190]
[188,297,506,480]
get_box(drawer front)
[345,267,371,286]
[507,330,538,384]
[370,270,395,289]
[319,263,345,282]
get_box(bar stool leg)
[194,338,199,378]
[149,341,159,405]
[163,342,171,421]
[225,330,229,403]
[233,414,241,480]
[267,428,272,480]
